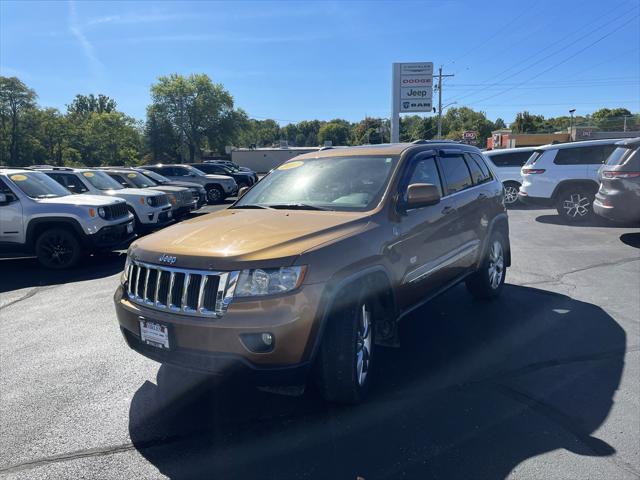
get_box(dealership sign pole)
[391,62,433,143]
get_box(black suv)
[188,163,256,189]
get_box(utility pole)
[623,115,630,132]
[436,66,455,139]
[569,109,576,142]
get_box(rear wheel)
[206,186,224,204]
[315,284,374,404]
[35,228,82,269]
[503,181,520,206]
[556,187,594,223]
[466,231,507,300]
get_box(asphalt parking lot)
[1,205,639,480]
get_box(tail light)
[522,168,546,174]
[602,171,640,179]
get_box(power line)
[465,14,640,107]
[449,3,637,104]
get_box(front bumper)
[138,206,173,228]
[85,220,135,250]
[114,282,325,383]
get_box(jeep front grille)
[148,194,169,208]
[125,260,238,317]
[104,202,128,220]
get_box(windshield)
[606,146,638,166]
[139,169,169,184]
[82,170,125,190]
[234,156,397,211]
[123,171,157,188]
[8,172,71,199]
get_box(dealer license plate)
[140,320,170,349]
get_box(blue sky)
[1,0,638,125]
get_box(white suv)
[37,167,173,233]
[482,147,536,205]
[518,139,619,222]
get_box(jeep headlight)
[121,255,132,284]
[234,266,306,297]
[97,207,107,219]
[146,196,154,206]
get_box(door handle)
[442,206,456,215]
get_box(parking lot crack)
[520,256,640,288]
[0,286,55,312]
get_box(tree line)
[0,73,637,168]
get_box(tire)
[556,186,594,223]
[315,283,374,404]
[503,182,520,207]
[466,231,507,300]
[206,186,224,204]
[35,227,82,269]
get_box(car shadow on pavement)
[535,214,638,228]
[128,284,626,480]
[620,232,640,249]
[0,252,126,293]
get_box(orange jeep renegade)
[115,141,510,403]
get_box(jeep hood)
[130,208,370,270]
[102,188,163,198]
[38,195,124,207]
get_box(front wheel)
[466,231,507,300]
[556,187,594,223]
[35,228,82,269]
[315,285,374,404]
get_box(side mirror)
[406,183,441,209]
[238,186,249,198]
[0,193,7,205]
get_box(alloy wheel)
[207,188,222,203]
[355,303,372,386]
[504,185,519,204]
[562,193,590,218]
[40,234,74,266]
[488,240,504,290]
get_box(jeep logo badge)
[158,254,177,264]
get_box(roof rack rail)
[411,139,460,144]
[319,146,333,151]
[31,166,74,171]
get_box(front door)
[389,152,463,310]
[0,179,24,245]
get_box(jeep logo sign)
[158,254,177,264]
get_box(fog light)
[240,332,275,353]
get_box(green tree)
[441,107,495,145]
[493,118,506,130]
[318,121,350,145]
[67,94,117,116]
[149,73,234,161]
[591,108,635,131]
[510,111,545,134]
[0,76,37,165]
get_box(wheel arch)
[26,217,85,248]
[302,265,398,363]
[479,213,511,268]
[551,179,600,200]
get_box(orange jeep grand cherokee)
[115,141,510,403]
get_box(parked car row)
[0,162,259,268]
[484,137,639,224]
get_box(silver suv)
[0,168,134,269]
[36,167,173,233]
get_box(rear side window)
[0,178,18,201]
[48,173,89,194]
[488,151,532,167]
[469,153,493,183]
[406,156,443,197]
[439,155,473,195]
[554,145,614,165]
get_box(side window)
[470,153,493,181]
[170,167,187,176]
[0,178,17,202]
[555,146,610,165]
[108,174,129,187]
[464,155,487,185]
[406,156,442,197]
[491,151,532,167]
[439,155,473,195]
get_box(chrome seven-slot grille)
[126,260,238,317]
[148,194,169,207]
[178,189,193,206]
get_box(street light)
[569,109,576,142]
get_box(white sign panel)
[394,62,433,113]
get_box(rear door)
[0,178,24,245]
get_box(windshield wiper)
[268,203,329,211]
[231,204,273,209]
